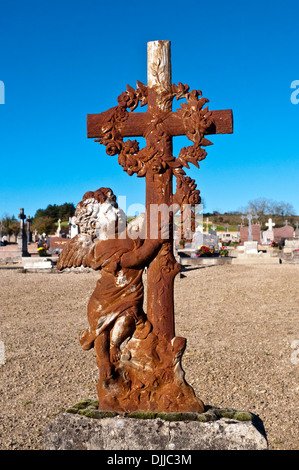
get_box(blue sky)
[0,0,299,219]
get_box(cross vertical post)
[145,41,178,342]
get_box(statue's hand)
[99,362,113,380]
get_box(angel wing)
[57,233,95,270]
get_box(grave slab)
[244,241,258,254]
[22,257,54,272]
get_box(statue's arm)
[120,239,161,269]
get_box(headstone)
[55,219,62,237]
[244,240,258,254]
[265,218,275,231]
[247,213,254,241]
[22,257,53,272]
[284,239,299,249]
[192,229,203,250]
[262,218,275,244]
[203,232,218,248]
[240,224,261,243]
[205,217,209,233]
[274,225,294,242]
[26,215,32,243]
[17,208,29,257]
[295,222,299,238]
[69,216,79,238]
[262,229,274,244]
[48,237,69,254]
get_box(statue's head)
[75,188,126,240]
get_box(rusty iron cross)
[87,40,233,343]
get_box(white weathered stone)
[262,229,274,244]
[44,412,268,451]
[285,239,299,248]
[22,257,53,271]
[244,241,258,254]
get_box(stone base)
[44,401,268,451]
[243,241,258,254]
[179,256,232,266]
[21,257,55,273]
[232,257,280,265]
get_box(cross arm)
[87,109,233,139]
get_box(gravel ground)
[0,263,298,450]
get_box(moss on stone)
[65,400,253,424]
[71,399,95,410]
[196,414,209,422]
[87,400,100,408]
[128,411,158,420]
[65,407,78,414]
[202,410,218,422]
[78,409,118,419]
[156,412,198,422]
[219,409,237,420]
[233,411,252,422]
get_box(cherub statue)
[57,187,163,384]
[58,187,203,413]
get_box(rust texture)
[59,41,233,414]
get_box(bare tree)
[245,198,296,227]
[271,201,295,217]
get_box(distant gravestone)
[55,219,62,237]
[69,216,79,239]
[48,237,69,254]
[274,225,294,242]
[26,215,32,243]
[192,229,218,250]
[266,218,275,231]
[192,229,203,250]
[17,208,29,257]
[262,230,274,244]
[240,224,261,243]
[244,240,258,254]
[262,219,275,244]
[205,217,210,233]
[203,232,219,248]
[295,222,299,238]
[285,239,299,249]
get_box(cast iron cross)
[87,40,233,343]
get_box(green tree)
[33,203,75,222]
[1,214,19,237]
[31,216,56,235]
